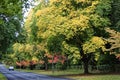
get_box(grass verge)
[0,73,7,80]
[67,74,120,80]
[16,69,120,80]
[17,69,84,76]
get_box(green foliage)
[25,9,39,43]
[0,0,22,17]
[47,35,64,53]
[111,0,120,30]
[98,53,118,65]
[0,0,28,53]
[55,62,67,70]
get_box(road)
[0,64,71,80]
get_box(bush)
[55,62,67,70]
[97,53,119,72]
[35,64,45,70]
[97,64,111,72]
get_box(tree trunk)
[83,60,89,74]
[79,45,91,74]
[45,63,48,70]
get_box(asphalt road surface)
[0,64,71,80]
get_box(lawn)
[68,74,120,80]
[17,69,120,80]
[0,73,7,80]
[17,69,84,76]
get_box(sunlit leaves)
[25,44,33,53]
[13,43,21,52]
[83,36,105,53]
[12,42,42,62]
[105,28,120,52]
[62,41,81,60]
[32,56,38,61]
[35,7,50,16]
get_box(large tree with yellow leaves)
[25,0,111,73]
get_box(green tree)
[0,0,28,54]
[110,0,120,30]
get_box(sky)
[23,0,40,22]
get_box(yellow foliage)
[95,52,100,61]
[18,44,25,53]
[25,44,33,53]
[76,0,86,3]
[91,36,105,46]
[35,7,50,17]
[13,43,21,52]
[83,36,105,53]
[24,9,34,38]
[74,15,89,30]
[50,0,60,4]
[35,10,42,16]
[92,1,99,6]
[76,0,92,4]
[32,57,38,61]
[62,41,81,59]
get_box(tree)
[0,0,28,54]
[24,0,56,69]
[12,43,40,69]
[33,0,112,74]
[110,0,120,31]
[105,0,120,53]
[105,28,120,53]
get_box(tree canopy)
[23,0,112,74]
[0,0,28,53]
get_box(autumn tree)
[29,0,112,74]
[105,0,120,57]
[24,0,55,70]
[105,28,120,53]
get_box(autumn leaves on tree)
[24,0,112,73]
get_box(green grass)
[17,69,84,76]
[68,74,120,80]
[16,69,120,80]
[0,73,7,80]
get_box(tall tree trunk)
[45,63,48,70]
[83,60,89,74]
[79,45,90,74]
[44,56,48,70]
